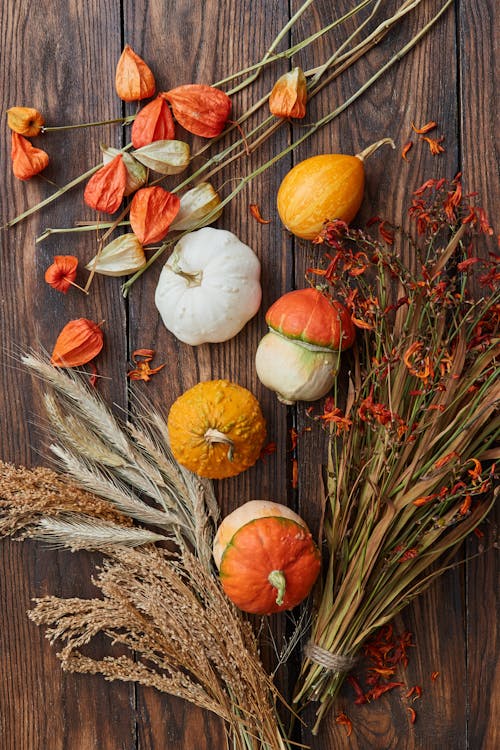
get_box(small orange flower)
[44,256,78,294]
[83,154,127,214]
[127,349,166,381]
[11,133,49,180]
[163,84,231,138]
[129,186,180,244]
[269,67,307,119]
[459,494,472,515]
[131,95,175,148]
[434,451,460,469]
[249,203,271,224]
[7,106,45,136]
[467,458,482,482]
[403,342,434,382]
[421,135,445,155]
[335,712,353,737]
[115,44,155,101]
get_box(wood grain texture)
[0,1,497,748]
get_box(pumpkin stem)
[171,254,203,287]
[268,569,286,606]
[356,137,395,162]
[204,428,234,461]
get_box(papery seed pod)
[115,44,155,102]
[101,146,147,195]
[129,187,180,244]
[7,106,45,137]
[170,182,222,231]
[85,233,146,277]
[11,133,49,180]
[44,256,78,293]
[269,67,307,119]
[163,85,231,138]
[83,154,127,214]
[51,319,104,368]
[133,140,190,175]
[131,95,175,149]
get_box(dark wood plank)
[459,1,499,748]
[0,2,134,749]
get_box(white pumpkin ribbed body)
[155,227,262,345]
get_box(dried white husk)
[133,140,190,175]
[85,233,146,277]
[101,146,147,195]
[170,182,223,231]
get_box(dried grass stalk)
[30,546,292,750]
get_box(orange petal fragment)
[84,154,127,214]
[163,85,231,138]
[115,44,155,102]
[249,203,271,224]
[401,141,413,161]
[131,96,175,148]
[51,319,104,368]
[44,255,79,294]
[11,133,49,180]
[129,186,180,244]
[411,120,437,134]
[421,135,445,155]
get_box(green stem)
[42,116,134,132]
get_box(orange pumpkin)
[213,500,321,615]
[167,380,266,479]
[277,138,394,240]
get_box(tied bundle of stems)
[293,176,499,732]
[0,360,295,750]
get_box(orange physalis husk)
[83,153,127,214]
[129,186,180,244]
[249,203,272,224]
[127,349,166,381]
[101,146,147,195]
[115,44,155,102]
[131,95,175,148]
[7,106,45,137]
[163,84,231,138]
[411,120,437,134]
[269,67,307,119]
[44,255,78,294]
[11,133,49,180]
[50,319,104,368]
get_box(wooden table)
[0,1,497,748]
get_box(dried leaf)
[133,140,190,175]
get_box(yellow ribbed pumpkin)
[277,139,394,240]
[167,379,266,479]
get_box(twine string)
[305,642,358,673]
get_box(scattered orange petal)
[335,712,353,737]
[411,120,437,134]
[401,141,413,161]
[127,349,166,382]
[408,707,417,724]
[421,135,445,155]
[249,203,271,224]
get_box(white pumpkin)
[155,227,262,345]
